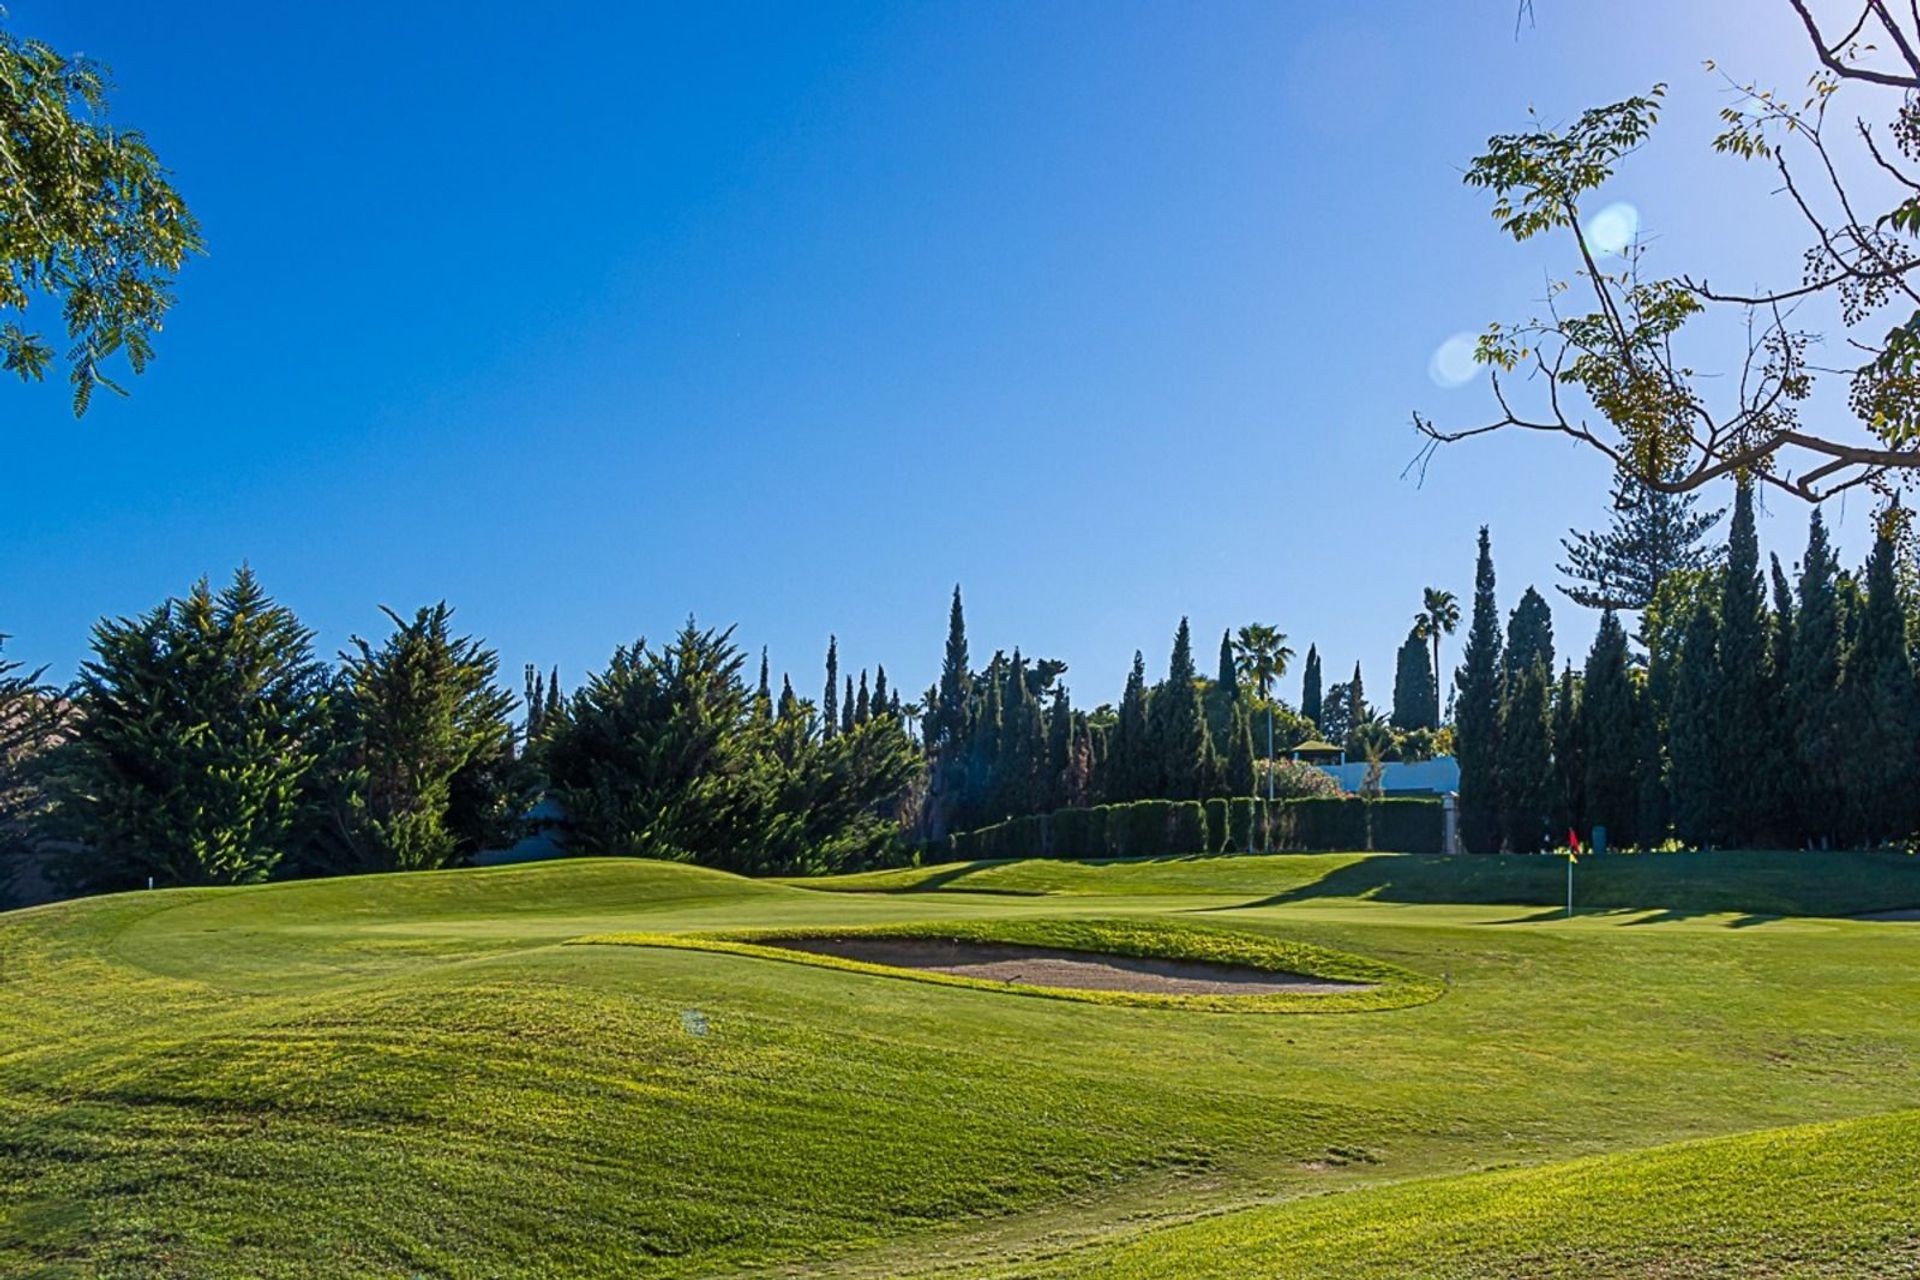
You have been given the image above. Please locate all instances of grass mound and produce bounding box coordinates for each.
[1027,1108,1920,1278]
[576,916,1443,1013]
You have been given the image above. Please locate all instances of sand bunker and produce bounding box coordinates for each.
[769,936,1373,996]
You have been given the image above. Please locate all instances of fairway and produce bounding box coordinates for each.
[3,851,1919,1277]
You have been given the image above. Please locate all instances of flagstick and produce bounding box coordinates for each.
[1566,855,1573,919]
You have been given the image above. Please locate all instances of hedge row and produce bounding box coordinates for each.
[935,796,1444,863]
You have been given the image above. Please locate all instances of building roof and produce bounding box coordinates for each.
[1291,739,1344,754]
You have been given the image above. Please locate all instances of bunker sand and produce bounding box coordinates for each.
[770,936,1374,996]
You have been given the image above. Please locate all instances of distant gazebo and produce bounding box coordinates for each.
[1289,739,1346,766]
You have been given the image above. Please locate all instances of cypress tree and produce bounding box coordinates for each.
[1791,510,1846,847]
[1497,655,1552,852]
[967,656,1005,824]
[1112,651,1152,801]
[1348,661,1369,728]
[1151,619,1214,799]
[1550,663,1583,838]
[1300,645,1323,729]
[1715,481,1771,845]
[872,666,890,722]
[842,675,855,736]
[1581,609,1638,846]
[1668,601,1721,849]
[547,668,561,725]
[1841,533,1920,844]
[1504,586,1556,681]
[754,648,773,722]
[1216,630,1239,696]
[778,674,798,721]
[1391,625,1437,731]
[1226,700,1257,797]
[1766,554,1797,839]
[1455,527,1505,852]
[855,670,871,726]
[823,636,840,741]
[1047,683,1073,806]
[525,663,545,740]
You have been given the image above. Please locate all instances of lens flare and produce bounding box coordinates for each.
[1428,332,1482,389]
[1585,202,1640,258]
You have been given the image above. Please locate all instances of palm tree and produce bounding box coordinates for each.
[1413,588,1460,727]
[1231,624,1294,702]
[1232,624,1295,831]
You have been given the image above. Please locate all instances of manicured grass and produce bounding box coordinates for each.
[810,847,1920,918]
[578,915,1442,1013]
[1,852,1917,1277]
[1017,1109,1920,1278]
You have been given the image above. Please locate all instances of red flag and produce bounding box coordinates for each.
[1568,829,1581,853]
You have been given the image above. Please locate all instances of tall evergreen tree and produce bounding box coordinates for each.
[1391,625,1437,731]
[1549,664,1584,839]
[855,670,871,726]
[1347,661,1370,727]
[524,662,545,740]
[1504,586,1556,680]
[822,636,840,741]
[547,668,561,726]
[929,587,972,836]
[49,569,331,891]
[1668,602,1721,849]
[755,648,772,721]
[1455,528,1505,852]
[324,603,522,872]
[1581,610,1638,846]
[1715,481,1773,845]
[1111,651,1152,801]
[1226,700,1257,798]
[1791,510,1847,847]
[872,665,890,722]
[1047,683,1073,806]
[1766,554,1798,838]
[1558,465,1725,617]
[842,675,855,736]
[778,674,798,721]
[1841,534,1920,845]
[1497,654,1552,852]
[0,638,60,904]
[1216,630,1239,696]
[1151,619,1214,799]
[1300,644,1323,729]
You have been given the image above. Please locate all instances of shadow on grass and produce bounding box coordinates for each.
[1204,849,1920,922]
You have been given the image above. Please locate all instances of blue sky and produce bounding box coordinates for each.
[2,1,1873,710]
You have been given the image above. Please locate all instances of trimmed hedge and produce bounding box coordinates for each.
[937,795,1445,862]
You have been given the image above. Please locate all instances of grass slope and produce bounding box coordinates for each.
[1016,1109,1920,1278]
[1,852,1917,1277]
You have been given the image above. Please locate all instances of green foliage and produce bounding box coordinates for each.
[1390,625,1436,731]
[1715,482,1777,845]
[1503,586,1555,679]
[1299,644,1322,728]
[0,636,60,903]
[1412,588,1459,729]
[1549,664,1583,838]
[1791,511,1847,844]
[1558,465,1723,615]
[321,604,523,873]
[543,620,919,875]
[1667,598,1721,849]
[1496,657,1552,853]
[1455,528,1504,851]
[1149,619,1214,800]
[47,569,330,890]
[1840,535,1920,844]
[1580,611,1637,846]
[0,27,202,414]
[1109,651,1153,802]
[1224,701,1256,797]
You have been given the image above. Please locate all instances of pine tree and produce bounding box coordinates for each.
[50,569,331,891]
[1497,655,1553,852]
[823,636,839,741]
[1581,610,1638,846]
[1111,651,1152,801]
[1455,528,1505,852]
[1216,630,1239,696]
[1151,619,1214,799]
[1558,465,1725,616]
[1791,510,1847,847]
[1668,602,1721,849]
[1550,663,1584,838]
[1841,533,1920,844]
[0,638,60,904]
[1715,481,1772,845]
[1300,645,1323,729]
[1391,625,1437,731]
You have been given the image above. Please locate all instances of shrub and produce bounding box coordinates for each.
[1168,801,1208,854]
[1204,799,1228,853]
[1368,798,1444,853]
[1227,798,1257,852]
[1257,758,1346,800]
